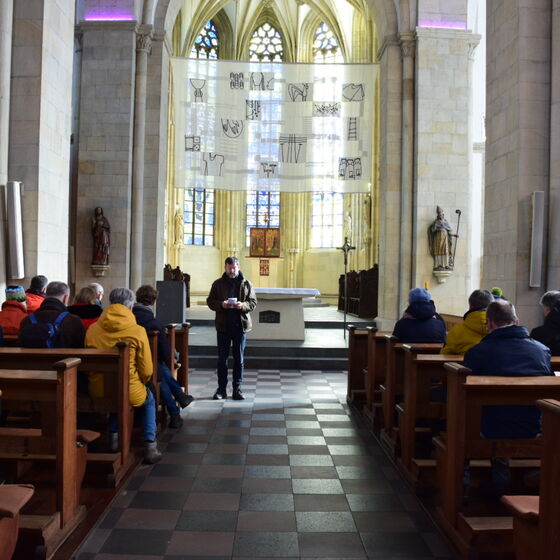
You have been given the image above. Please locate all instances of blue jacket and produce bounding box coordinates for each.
[464,325,552,438]
[392,301,446,343]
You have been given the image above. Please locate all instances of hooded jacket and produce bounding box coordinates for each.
[67,303,103,329]
[85,303,153,407]
[392,300,446,343]
[464,324,552,438]
[25,290,45,313]
[0,300,27,334]
[440,309,488,355]
[530,307,560,356]
[132,303,170,363]
[207,271,257,333]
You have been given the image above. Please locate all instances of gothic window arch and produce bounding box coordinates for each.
[246,191,280,246]
[249,22,284,62]
[190,20,219,59]
[310,192,344,248]
[313,21,343,63]
[183,187,214,246]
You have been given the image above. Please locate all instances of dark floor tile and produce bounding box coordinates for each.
[160,452,204,465]
[150,463,199,477]
[245,454,291,466]
[242,478,293,494]
[210,434,250,444]
[98,507,125,529]
[140,476,194,492]
[331,455,379,467]
[196,465,245,478]
[346,494,404,512]
[340,479,392,494]
[237,511,297,532]
[100,529,172,555]
[360,532,432,558]
[233,531,299,557]
[296,511,357,532]
[191,477,243,493]
[336,466,387,480]
[165,442,209,453]
[240,493,294,511]
[294,494,350,512]
[249,436,289,444]
[352,511,417,532]
[183,492,241,511]
[202,453,247,465]
[166,530,235,556]
[287,445,330,455]
[116,508,180,530]
[298,532,365,558]
[129,491,188,510]
[248,444,289,455]
[175,510,238,531]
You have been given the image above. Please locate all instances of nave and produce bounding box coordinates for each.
[74,367,455,559]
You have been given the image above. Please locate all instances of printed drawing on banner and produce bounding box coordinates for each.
[221,119,244,138]
[342,83,365,101]
[246,100,262,120]
[230,72,244,89]
[202,152,225,177]
[250,72,275,91]
[313,102,341,117]
[287,83,312,102]
[185,135,201,151]
[189,79,207,102]
[259,162,279,179]
[347,117,358,141]
[338,157,362,180]
[279,134,307,164]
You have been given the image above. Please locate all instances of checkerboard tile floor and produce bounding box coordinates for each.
[74,368,457,559]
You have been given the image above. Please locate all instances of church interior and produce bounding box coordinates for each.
[1,0,560,559]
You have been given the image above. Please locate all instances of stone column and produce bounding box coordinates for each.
[282,192,309,288]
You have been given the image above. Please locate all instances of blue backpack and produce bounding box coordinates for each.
[19,312,69,348]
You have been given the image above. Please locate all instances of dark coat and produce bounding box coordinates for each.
[132,304,170,363]
[464,325,552,438]
[207,272,257,333]
[530,307,560,356]
[67,303,103,329]
[392,301,446,343]
[19,297,85,348]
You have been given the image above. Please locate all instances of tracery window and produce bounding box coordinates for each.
[184,187,214,246]
[310,192,344,248]
[246,191,280,246]
[312,22,343,63]
[249,23,284,62]
[190,20,219,59]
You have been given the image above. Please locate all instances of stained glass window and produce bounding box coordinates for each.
[190,20,219,59]
[249,23,284,62]
[310,192,344,248]
[246,191,280,246]
[313,22,343,63]
[184,187,214,246]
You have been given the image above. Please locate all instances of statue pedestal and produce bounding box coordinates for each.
[433,269,452,284]
[156,280,186,324]
[91,264,110,277]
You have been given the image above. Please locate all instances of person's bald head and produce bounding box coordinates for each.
[486,299,519,331]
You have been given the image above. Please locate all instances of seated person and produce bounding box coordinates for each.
[133,285,192,429]
[441,289,493,355]
[0,286,27,334]
[530,290,560,355]
[68,286,103,329]
[85,287,161,464]
[392,288,446,343]
[25,275,48,313]
[464,299,552,494]
[88,282,104,308]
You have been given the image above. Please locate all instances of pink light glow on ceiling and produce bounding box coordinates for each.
[419,21,467,30]
[83,10,134,21]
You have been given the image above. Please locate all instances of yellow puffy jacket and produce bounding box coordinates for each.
[440,310,488,355]
[85,303,153,407]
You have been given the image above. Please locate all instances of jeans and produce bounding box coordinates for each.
[217,329,246,391]
[158,360,183,415]
[109,387,157,442]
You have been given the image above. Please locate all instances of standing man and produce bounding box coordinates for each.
[207,256,257,400]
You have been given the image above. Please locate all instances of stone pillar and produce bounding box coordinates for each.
[130,25,152,290]
[282,192,308,288]
[484,2,551,327]
[75,21,136,291]
[376,36,403,329]
[8,0,76,282]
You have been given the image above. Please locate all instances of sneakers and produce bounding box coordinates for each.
[168,413,183,429]
[177,392,194,409]
[232,389,245,400]
[143,441,162,464]
[213,389,227,400]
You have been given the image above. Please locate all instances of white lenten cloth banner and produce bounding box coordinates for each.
[171,58,378,193]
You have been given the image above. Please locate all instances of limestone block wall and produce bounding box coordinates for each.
[484,1,551,328]
[418,1,467,27]
[75,21,136,292]
[8,0,75,284]
[414,28,476,315]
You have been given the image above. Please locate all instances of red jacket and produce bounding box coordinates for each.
[25,292,45,313]
[0,300,27,334]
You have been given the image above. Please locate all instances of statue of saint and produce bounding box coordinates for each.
[174,206,183,248]
[428,206,456,270]
[92,207,111,265]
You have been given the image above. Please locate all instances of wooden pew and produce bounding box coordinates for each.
[172,322,191,393]
[434,364,560,559]
[0,484,34,560]
[501,398,560,560]
[362,328,391,429]
[398,352,463,488]
[0,359,98,559]
[0,345,133,487]
[379,337,443,456]
[347,325,368,406]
